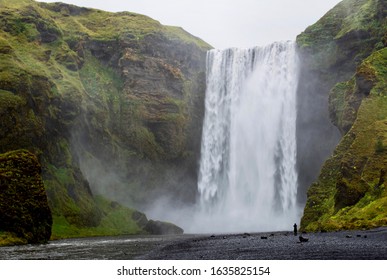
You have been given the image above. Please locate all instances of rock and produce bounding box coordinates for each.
[299,236,309,242]
[131,211,148,228]
[243,233,250,238]
[261,236,268,240]
[144,220,184,235]
[0,150,52,244]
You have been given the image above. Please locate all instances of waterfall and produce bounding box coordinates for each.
[196,41,301,233]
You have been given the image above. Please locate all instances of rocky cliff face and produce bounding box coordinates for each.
[0,0,210,237]
[297,0,387,231]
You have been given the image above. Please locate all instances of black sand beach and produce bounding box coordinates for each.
[0,227,386,260]
[140,227,387,260]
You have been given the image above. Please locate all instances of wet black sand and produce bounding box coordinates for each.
[0,227,386,260]
[139,227,387,260]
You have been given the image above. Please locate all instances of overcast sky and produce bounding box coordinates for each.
[36,0,342,49]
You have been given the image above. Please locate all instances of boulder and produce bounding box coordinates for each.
[144,219,184,235]
[0,150,52,244]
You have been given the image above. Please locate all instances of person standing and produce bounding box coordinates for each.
[293,223,298,236]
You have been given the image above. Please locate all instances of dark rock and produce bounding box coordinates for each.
[39,2,91,16]
[131,211,148,228]
[144,219,183,235]
[242,233,250,238]
[0,150,52,244]
[261,236,268,240]
[346,235,352,238]
[299,236,309,242]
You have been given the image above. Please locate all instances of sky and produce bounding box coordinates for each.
[36,0,343,49]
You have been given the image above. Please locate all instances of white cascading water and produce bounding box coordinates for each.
[195,41,301,233]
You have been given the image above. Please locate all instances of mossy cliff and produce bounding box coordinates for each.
[0,150,52,245]
[297,0,387,231]
[0,0,210,239]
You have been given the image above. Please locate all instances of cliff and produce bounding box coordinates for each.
[297,0,387,231]
[0,0,210,238]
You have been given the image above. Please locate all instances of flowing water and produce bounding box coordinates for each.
[194,41,301,233]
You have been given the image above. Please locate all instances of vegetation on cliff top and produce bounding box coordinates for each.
[297,0,386,72]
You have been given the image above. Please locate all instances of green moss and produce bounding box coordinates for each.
[375,137,385,153]
[328,196,387,230]
[335,0,382,39]
[297,0,385,70]
[0,150,52,244]
[301,48,387,231]
[329,79,357,133]
[51,196,144,240]
[0,231,27,246]
[44,162,102,228]
[79,51,123,115]
[163,26,212,50]
[363,48,387,96]
[40,5,160,41]
[0,0,33,9]
[299,1,386,232]
[0,89,23,108]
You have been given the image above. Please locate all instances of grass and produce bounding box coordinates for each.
[0,0,32,9]
[335,0,382,39]
[296,0,384,71]
[0,231,27,246]
[329,79,356,133]
[163,26,212,50]
[51,196,144,240]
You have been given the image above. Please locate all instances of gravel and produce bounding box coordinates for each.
[1,227,386,260]
[139,227,387,260]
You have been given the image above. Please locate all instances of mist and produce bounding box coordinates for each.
[41,0,344,235]
[145,42,304,234]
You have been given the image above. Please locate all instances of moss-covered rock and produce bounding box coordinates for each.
[297,0,386,73]
[300,47,387,231]
[298,0,387,231]
[0,150,52,244]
